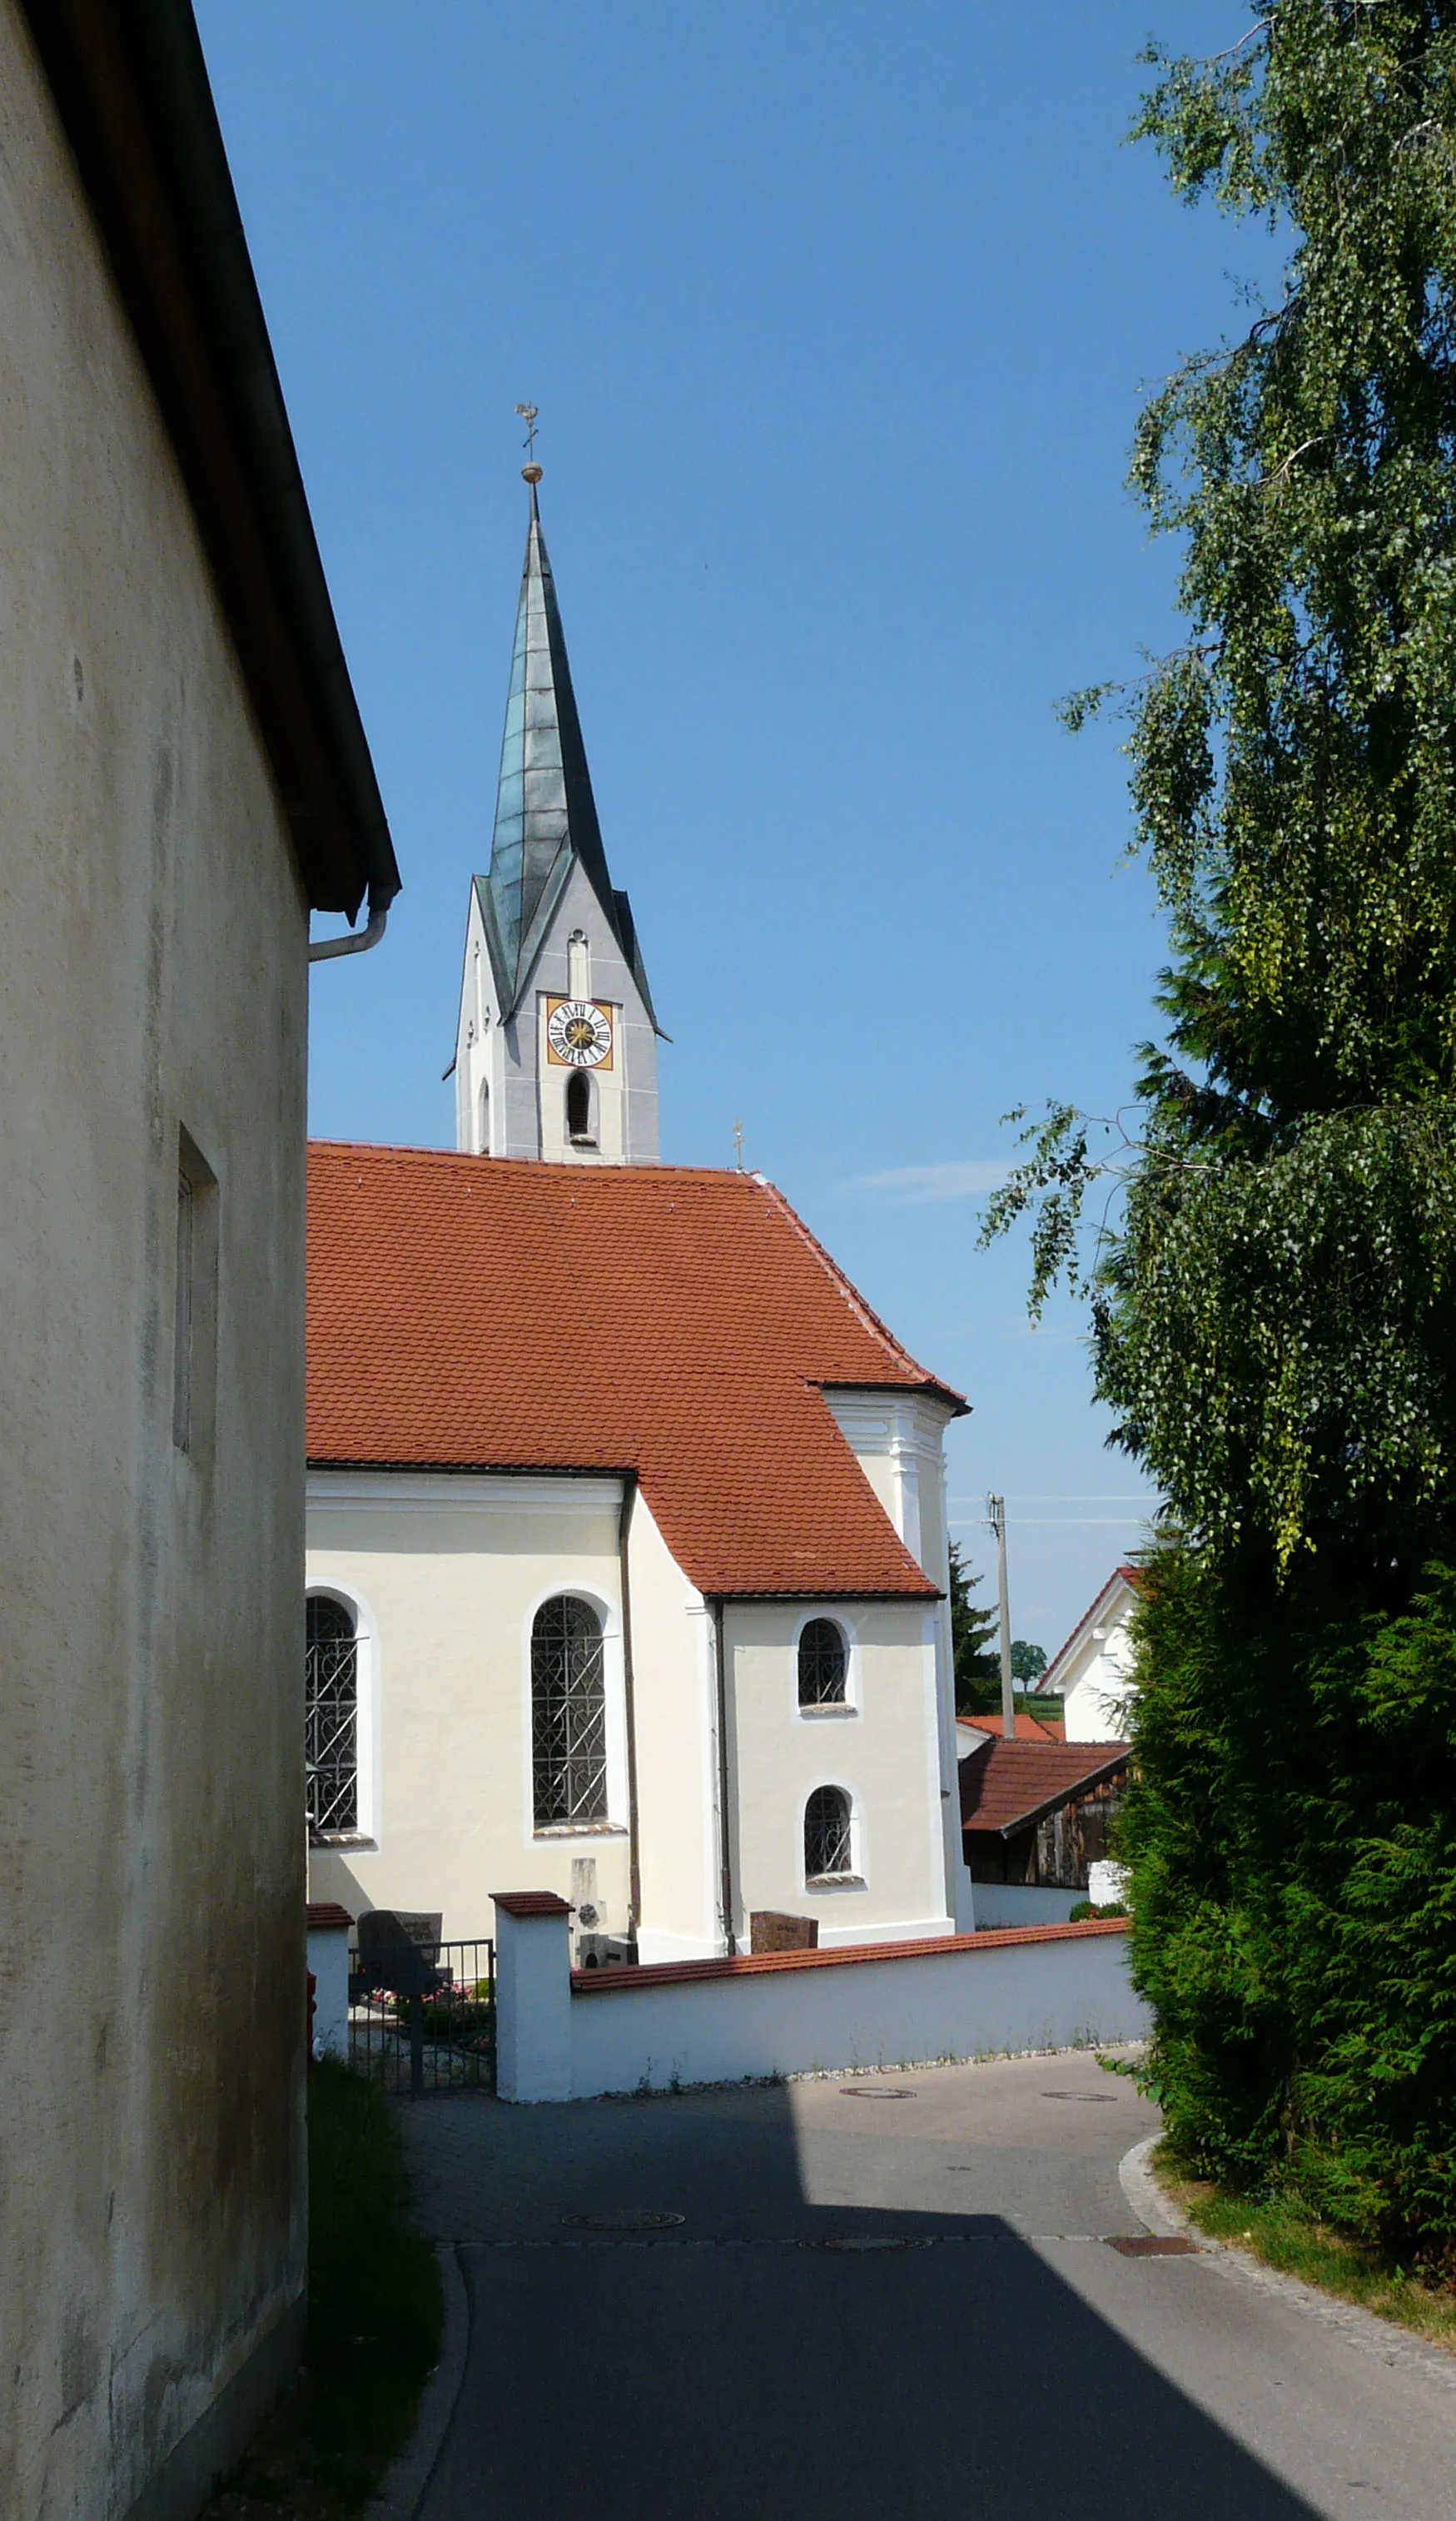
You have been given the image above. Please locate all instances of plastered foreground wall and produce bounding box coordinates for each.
[568,1927,1146,2098]
[0,9,311,2514]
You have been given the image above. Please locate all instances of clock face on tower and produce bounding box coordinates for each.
[545,998,614,1069]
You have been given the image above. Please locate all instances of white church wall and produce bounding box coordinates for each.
[306,1473,634,1943]
[622,1494,720,1962]
[726,1600,955,1948]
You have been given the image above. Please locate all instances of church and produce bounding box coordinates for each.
[305,466,973,1962]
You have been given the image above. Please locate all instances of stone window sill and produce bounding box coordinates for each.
[533,1822,629,1840]
[798,1703,857,1718]
[805,1873,867,1891]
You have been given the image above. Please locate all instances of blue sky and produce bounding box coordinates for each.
[197,2,1264,1655]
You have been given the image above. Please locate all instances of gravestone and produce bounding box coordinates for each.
[749,1911,818,1956]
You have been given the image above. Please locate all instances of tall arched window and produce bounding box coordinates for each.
[531,1595,607,1826]
[306,1594,358,1837]
[478,1078,490,1155]
[804,1784,854,1882]
[566,1069,593,1144]
[798,1617,848,1707]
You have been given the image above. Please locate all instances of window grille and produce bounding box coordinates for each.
[798,1617,848,1706]
[532,1595,608,1827]
[306,1594,358,1837]
[804,1784,854,1881]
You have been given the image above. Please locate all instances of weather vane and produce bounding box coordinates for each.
[733,1116,746,1173]
[515,403,542,484]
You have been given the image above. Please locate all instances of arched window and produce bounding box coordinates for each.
[566,1069,594,1144]
[306,1594,358,1837]
[478,1079,490,1156]
[531,1595,607,1826]
[798,1616,848,1707]
[804,1785,854,1882]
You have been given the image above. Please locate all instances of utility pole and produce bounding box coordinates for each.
[987,1494,1016,1740]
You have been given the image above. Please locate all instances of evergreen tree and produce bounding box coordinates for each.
[986,2,1456,2255]
[948,1539,1000,1713]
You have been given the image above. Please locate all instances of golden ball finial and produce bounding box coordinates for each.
[522,462,544,485]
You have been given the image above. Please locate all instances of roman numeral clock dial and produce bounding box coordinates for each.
[545,998,614,1069]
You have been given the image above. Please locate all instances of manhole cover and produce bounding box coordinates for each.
[838,2086,917,2100]
[811,2235,933,2252]
[1041,2091,1118,2103]
[560,2210,686,2233]
[1106,2234,1200,2257]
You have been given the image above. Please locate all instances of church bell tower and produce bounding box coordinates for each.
[453,460,660,1164]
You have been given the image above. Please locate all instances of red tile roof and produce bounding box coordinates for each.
[958,1712,1061,1743]
[959,1738,1129,1838]
[306,1145,964,1600]
[492,1891,573,1918]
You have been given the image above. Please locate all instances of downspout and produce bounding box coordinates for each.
[710,1596,738,1956]
[307,897,390,963]
[618,1473,642,1942]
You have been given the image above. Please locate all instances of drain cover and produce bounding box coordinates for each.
[1106,2234,1200,2256]
[839,2086,917,2100]
[811,2235,933,2252]
[560,2210,686,2233]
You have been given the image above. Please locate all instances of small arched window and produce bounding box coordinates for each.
[804,1785,854,1882]
[531,1595,607,1826]
[566,1069,594,1144]
[306,1594,358,1837]
[478,1079,490,1156]
[798,1617,848,1707]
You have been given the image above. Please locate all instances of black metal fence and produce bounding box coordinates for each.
[348,1937,496,2096]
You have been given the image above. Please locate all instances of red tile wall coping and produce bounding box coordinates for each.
[306,1902,354,1931]
[494,1889,574,1918]
[570,1916,1132,1994]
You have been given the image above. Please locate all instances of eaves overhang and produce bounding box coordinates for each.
[20,0,400,922]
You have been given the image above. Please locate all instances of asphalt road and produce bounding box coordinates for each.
[400,2050,1456,2520]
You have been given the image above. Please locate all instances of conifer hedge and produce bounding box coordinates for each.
[986,3,1456,2258]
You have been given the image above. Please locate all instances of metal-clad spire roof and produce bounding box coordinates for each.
[478,480,656,1025]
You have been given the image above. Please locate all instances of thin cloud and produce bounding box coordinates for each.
[847,1158,1009,1206]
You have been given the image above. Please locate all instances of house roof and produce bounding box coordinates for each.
[477,484,655,1026]
[959,1738,1129,1840]
[1041,1564,1141,1695]
[21,0,400,922]
[306,1143,966,1599]
[958,1712,1061,1744]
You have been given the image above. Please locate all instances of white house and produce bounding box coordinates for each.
[1041,1565,1140,1743]
[305,479,971,1962]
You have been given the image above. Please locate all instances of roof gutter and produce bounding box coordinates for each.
[708,1596,737,1957]
[308,898,390,964]
[618,1474,642,1938]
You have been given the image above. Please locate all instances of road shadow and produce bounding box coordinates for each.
[410,2073,1326,2520]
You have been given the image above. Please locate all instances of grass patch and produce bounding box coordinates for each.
[203,2060,444,2519]
[1154,2141,1456,2354]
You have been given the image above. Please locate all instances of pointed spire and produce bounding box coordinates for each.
[477,470,655,1026]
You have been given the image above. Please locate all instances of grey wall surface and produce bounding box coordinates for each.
[0,7,311,2512]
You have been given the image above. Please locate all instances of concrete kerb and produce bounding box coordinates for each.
[1118,2134,1456,2392]
[367,2241,470,2519]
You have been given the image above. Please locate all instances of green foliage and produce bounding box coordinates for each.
[982,0,1456,1578]
[948,1539,1000,1712]
[1011,1639,1048,1684]
[208,2061,442,2519]
[984,4,1456,2265]
[1122,1546,1456,2264]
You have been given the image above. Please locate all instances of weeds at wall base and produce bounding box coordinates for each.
[201,2061,443,2520]
[1154,2141,1456,2354]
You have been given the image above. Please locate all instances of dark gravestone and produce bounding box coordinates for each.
[749,1911,819,1956]
[355,1907,445,1997]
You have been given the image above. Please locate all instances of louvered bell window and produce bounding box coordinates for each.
[532,1594,608,1827]
[306,1594,358,1837]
